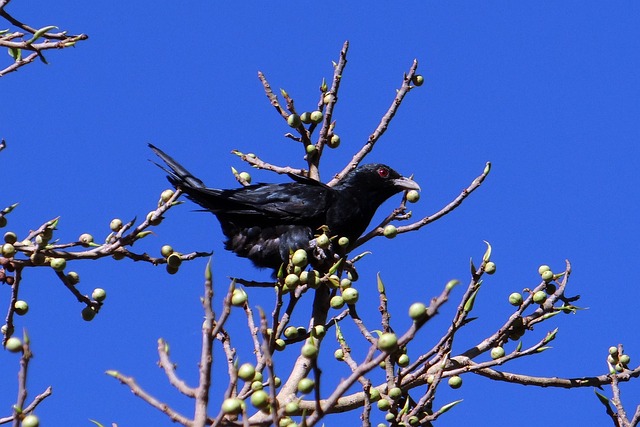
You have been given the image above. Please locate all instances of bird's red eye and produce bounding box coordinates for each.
[377,167,389,178]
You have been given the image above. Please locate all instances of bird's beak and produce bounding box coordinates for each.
[393,176,421,192]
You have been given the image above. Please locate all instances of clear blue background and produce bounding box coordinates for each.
[1,2,639,426]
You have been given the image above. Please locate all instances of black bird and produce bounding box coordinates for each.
[149,144,420,272]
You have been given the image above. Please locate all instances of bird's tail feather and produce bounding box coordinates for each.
[148,144,206,189]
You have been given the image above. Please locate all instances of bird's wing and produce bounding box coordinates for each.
[181,182,335,227]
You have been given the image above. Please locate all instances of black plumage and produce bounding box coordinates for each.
[149,144,420,272]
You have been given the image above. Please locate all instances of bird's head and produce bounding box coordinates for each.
[337,163,421,203]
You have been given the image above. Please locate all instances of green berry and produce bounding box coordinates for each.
[532,290,547,304]
[297,378,314,394]
[316,233,329,248]
[412,74,424,86]
[311,324,325,338]
[160,245,174,258]
[484,261,496,275]
[14,300,28,315]
[620,354,631,365]
[251,380,263,391]
[0,217,6,227]
[306,145,317,155]
[5,336,22,352]
[508,292,523,306]
[397,354,410,367]
[238,363,256,381]
[66,271,80,285]
[239,172,252,184]
[79,233,94,246]
[160,189,175,202]
[300,112,312,124]
[274,339,286,351]
[338,236,349,247]
[383,225,398,238]
[167,253,182,268]
[389,387,402,399]
[231,289,248,306]
[369,388,381,402]
[2,243,15,257]
[334,348,344,360]
[301,342,318,359]
[406,189,420,203]
[250,390,269,409]
[221,397,243,415]
[330,295,345,309]
[82,306,96,321]
[327,134,341,149]
[448,375,463,389]
[340,278,352,289]
[291,249,308,267]
[284,273,300,287]
[342,287,359,304]
[22,415,39,427]
[50,257,67,271]
[287,114,301,128]
[166,265,179,275]
[490,346,505,359]
[30,252,46,265]
[310,110,323,124]
[284,326,299,339]
[377,333,398,352]
[541,270,554,283]
[408,302,426,320]
[110,218,123,232]
[92,288,107,302]
[538,265,551,275]
[285,401,299,415]
[146,210,163,226]
[3,232,17,244]
[609,346,619,356]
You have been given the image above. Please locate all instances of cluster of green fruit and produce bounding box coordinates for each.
[221,361,313,425]
[159,244,184,275]
[0,226,106,323]
[507,264,560,308]
[608,346,631,373]
[286,108,342,152]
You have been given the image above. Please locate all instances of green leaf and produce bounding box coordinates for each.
[515,341,523,352]
[438,399,463,414]
[8,47,21,61]
[464,285,481,312]
[482,240,492,262]
[38,52,48,64]
[204,257,212,281]
[541,310,562,320]
[445,279,460,291]
[89,420,106,427]
[26,25,57,45]
[484,162,492,175]
[328,258,343,275]
[594,389,611,407]
[543,327,559,344]
[377,273,385,294]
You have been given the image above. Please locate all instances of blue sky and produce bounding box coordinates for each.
[1,2,640,426]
